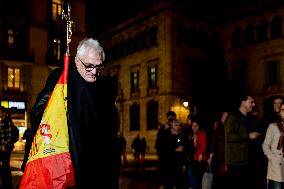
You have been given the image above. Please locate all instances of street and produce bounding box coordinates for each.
[5,150,161,189]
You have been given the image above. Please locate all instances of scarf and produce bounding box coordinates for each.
[277,119,284,157]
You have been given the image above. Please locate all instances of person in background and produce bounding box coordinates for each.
[117,132,127,166]
[256,95,284,189]
[20,127,33,172]
[140,137,147,165]
[155,110,177,189]
[224,94,260,189]
[21,38,119,189]
[207,111,229,188]
[262,102,284,189]
[0,106,19,189]
[189,115,208,189]
[131,134,143,164]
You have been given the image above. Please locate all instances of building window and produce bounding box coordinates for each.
[147,100,158,130]
[149,25,158,46]
[231,27,242,48]
[266,60,279,85]
[53,38,61,61]
[244,25,255,45]
[52,0,64,21]
[271,15,282,39]
[8,67,20,89]
[7,29,15,50]
[131,71,139,93]
[130,103,140,131]
[148,66,157,89]
[256,20,268,42]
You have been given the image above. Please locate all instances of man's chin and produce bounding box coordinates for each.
[85,77,96,82]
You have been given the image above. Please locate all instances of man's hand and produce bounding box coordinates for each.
[249,132,260,139]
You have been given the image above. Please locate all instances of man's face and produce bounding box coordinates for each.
[273,98,283,113]
[243,96,255,113]
[167,115,176,123]
[75,48,103,82]
[280,104,284,119]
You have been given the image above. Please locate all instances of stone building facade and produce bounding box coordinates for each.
[100,1,284,153]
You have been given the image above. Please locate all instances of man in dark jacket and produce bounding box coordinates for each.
[224,94,260,189]
[22,38,120,189]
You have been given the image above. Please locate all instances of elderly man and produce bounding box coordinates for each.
[21,38,119,189]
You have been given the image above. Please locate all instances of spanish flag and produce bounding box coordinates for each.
[20,54,75,189]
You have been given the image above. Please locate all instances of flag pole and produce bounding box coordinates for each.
[61,3,74,104]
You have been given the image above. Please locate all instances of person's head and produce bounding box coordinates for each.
[273,95,284,113]
[0,106,7,119]
[186,114,193,126]
[221,111,229,123]
[238,94,255,115]
[166,111,176,122]
[75,38,105,82]
[172,119,183,134]
[191,115,202,133]
[279,103,284,120]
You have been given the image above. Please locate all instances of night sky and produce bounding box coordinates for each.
[85,0,278,36]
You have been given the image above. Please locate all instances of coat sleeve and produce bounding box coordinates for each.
[262,124,275,160]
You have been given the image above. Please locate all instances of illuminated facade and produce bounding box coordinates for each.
[0,0,86,145]
[100,1,284,152]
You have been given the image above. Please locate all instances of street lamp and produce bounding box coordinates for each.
[183,101,189,108]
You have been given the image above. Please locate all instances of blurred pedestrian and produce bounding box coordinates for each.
[0,106,19,189]
[140,137,147,165]
[262,103,284,189]
[131,134,143,164]
[224,94,260,189]
[117,132,127,166]
[20,127,33,172]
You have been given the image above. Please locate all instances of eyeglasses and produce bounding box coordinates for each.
[78,58,104,72]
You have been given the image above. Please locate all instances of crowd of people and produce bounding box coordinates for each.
[155,94,284,189]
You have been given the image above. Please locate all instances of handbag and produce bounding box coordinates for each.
[202,165,213,189]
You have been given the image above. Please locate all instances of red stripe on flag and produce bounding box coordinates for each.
[20,152,75,189]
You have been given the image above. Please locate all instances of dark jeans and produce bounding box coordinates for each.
[268,180,284,189]
[0,150,13,189]
[226,164,251,189]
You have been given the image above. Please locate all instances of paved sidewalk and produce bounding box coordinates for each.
[4,151,160,189]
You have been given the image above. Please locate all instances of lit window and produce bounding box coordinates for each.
[148,66,157,89]
[131,71,139,93]
[8,68,20,89]
[8,29,15,49]
[52,0,64,21]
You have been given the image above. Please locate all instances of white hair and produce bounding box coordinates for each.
[76,38,105,61]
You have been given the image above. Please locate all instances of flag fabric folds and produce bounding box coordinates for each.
[20,55,75,189]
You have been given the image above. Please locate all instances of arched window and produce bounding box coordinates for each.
[149,25,158,46]
[244,24,255,45]
[125,37,132,55]
[117,40,124,57]
[231,27,242,48]
[256,19,268,42]
[147,100,158,130]
[271,15,282,39]
[130,103,140,131]
[140,29,148,49]
[132,33,140,52]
